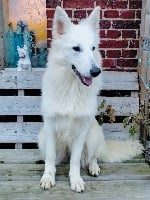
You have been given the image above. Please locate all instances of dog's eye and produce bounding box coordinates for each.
[72,46,81,52]
[92,46,95,51]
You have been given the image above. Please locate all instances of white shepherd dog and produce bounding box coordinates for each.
[39,6,143,192]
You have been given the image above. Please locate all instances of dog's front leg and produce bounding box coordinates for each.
[40,120,56,190]
[69,122,89,192]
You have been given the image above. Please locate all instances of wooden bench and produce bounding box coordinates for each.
[0,69,149,199]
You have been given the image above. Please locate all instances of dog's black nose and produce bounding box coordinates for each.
[90,66,101,77]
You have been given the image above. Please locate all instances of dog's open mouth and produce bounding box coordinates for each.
[72,65,92,86]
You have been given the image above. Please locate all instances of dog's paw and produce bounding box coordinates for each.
[70,176,85,193]
[40,173,55,190]
[89,163,100,177]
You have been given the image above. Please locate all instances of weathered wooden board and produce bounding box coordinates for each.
[0,96,139,116]
[0,70,139,90]
[0,122,41,143]
[0,70,43,89]
[0,122,139,143]
[0,149,42,164]
[0,122,137,143]
[0,150,149,199]
[103,123,140,140]
[141,0,150,37]
[0,179,149,200]
[102,71,139,90]
[98,96,139,115]
[0,150,144,164]
[0,163,149,181]
[0,96,40,115]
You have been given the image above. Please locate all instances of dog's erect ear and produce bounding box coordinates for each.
[52,6,71,38]
[86,6,100,32]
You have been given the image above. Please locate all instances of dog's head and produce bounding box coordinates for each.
[17,45,29,59]
[51,6,102,86]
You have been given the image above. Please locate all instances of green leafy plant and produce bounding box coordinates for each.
[97,99,142,138]
[123,113,142,137]
[97,99,116,125]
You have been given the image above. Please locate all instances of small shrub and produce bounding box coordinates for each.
[97,99,116,125]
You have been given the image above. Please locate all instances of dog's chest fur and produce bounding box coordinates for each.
[52,116,90,144]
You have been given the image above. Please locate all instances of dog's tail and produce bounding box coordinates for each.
[88,120,144,163]
[97,139,144,163]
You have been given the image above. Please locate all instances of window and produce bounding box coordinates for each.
[1,0,47,68]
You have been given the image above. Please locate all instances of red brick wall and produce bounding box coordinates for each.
[46,0,142,71]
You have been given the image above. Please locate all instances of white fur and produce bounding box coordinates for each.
[17,45,31,71]
[38,6,143,193]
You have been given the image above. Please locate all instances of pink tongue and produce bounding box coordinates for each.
[83,77,92,86]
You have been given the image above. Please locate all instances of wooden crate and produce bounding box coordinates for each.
[0,1,149,198]
[1,69,150,200]
[0,69,139,148]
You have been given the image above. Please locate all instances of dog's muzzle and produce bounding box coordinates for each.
[20,53,25,58]
[72,64,101,86]
[90,66,101,77]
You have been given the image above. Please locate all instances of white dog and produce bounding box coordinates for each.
[39,6,143,193]
[17,45,31,71]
